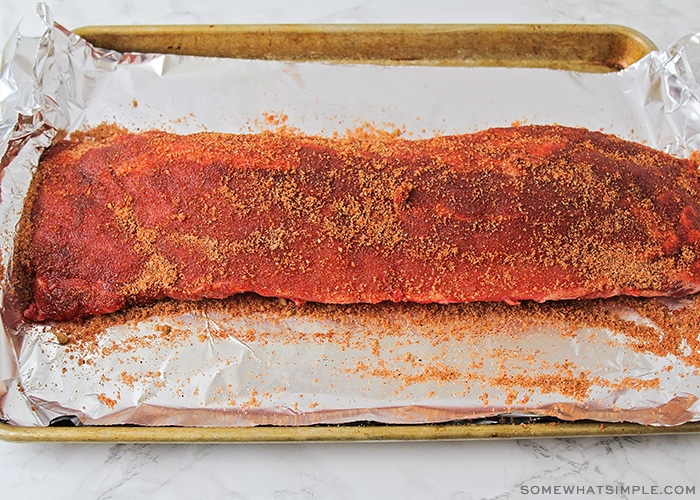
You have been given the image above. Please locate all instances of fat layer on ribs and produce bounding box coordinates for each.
[18,125,700,321]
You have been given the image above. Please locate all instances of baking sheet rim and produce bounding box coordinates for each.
[72,23,657,72]
[3,421,700,443]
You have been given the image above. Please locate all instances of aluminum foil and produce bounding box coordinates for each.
[1,6,700,427]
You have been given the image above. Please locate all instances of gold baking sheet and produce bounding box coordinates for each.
[2,24,673,442]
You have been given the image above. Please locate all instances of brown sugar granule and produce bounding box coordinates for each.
[17,125,700,322]
[97,393,117,409]
[53,331,69,345]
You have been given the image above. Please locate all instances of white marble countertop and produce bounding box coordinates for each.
[1,1,699,499]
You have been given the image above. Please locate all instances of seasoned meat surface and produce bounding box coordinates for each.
[19,125,700,321]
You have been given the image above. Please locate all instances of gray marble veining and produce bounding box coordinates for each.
[0,1,699,498]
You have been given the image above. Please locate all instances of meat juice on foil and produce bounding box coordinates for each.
[1,5,700,427]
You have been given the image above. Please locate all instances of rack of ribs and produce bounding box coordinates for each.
[17,124,700,321]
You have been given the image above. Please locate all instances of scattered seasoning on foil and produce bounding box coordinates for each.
[46,291,700,407]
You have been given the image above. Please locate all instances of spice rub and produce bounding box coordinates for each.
[18,125,700,321]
